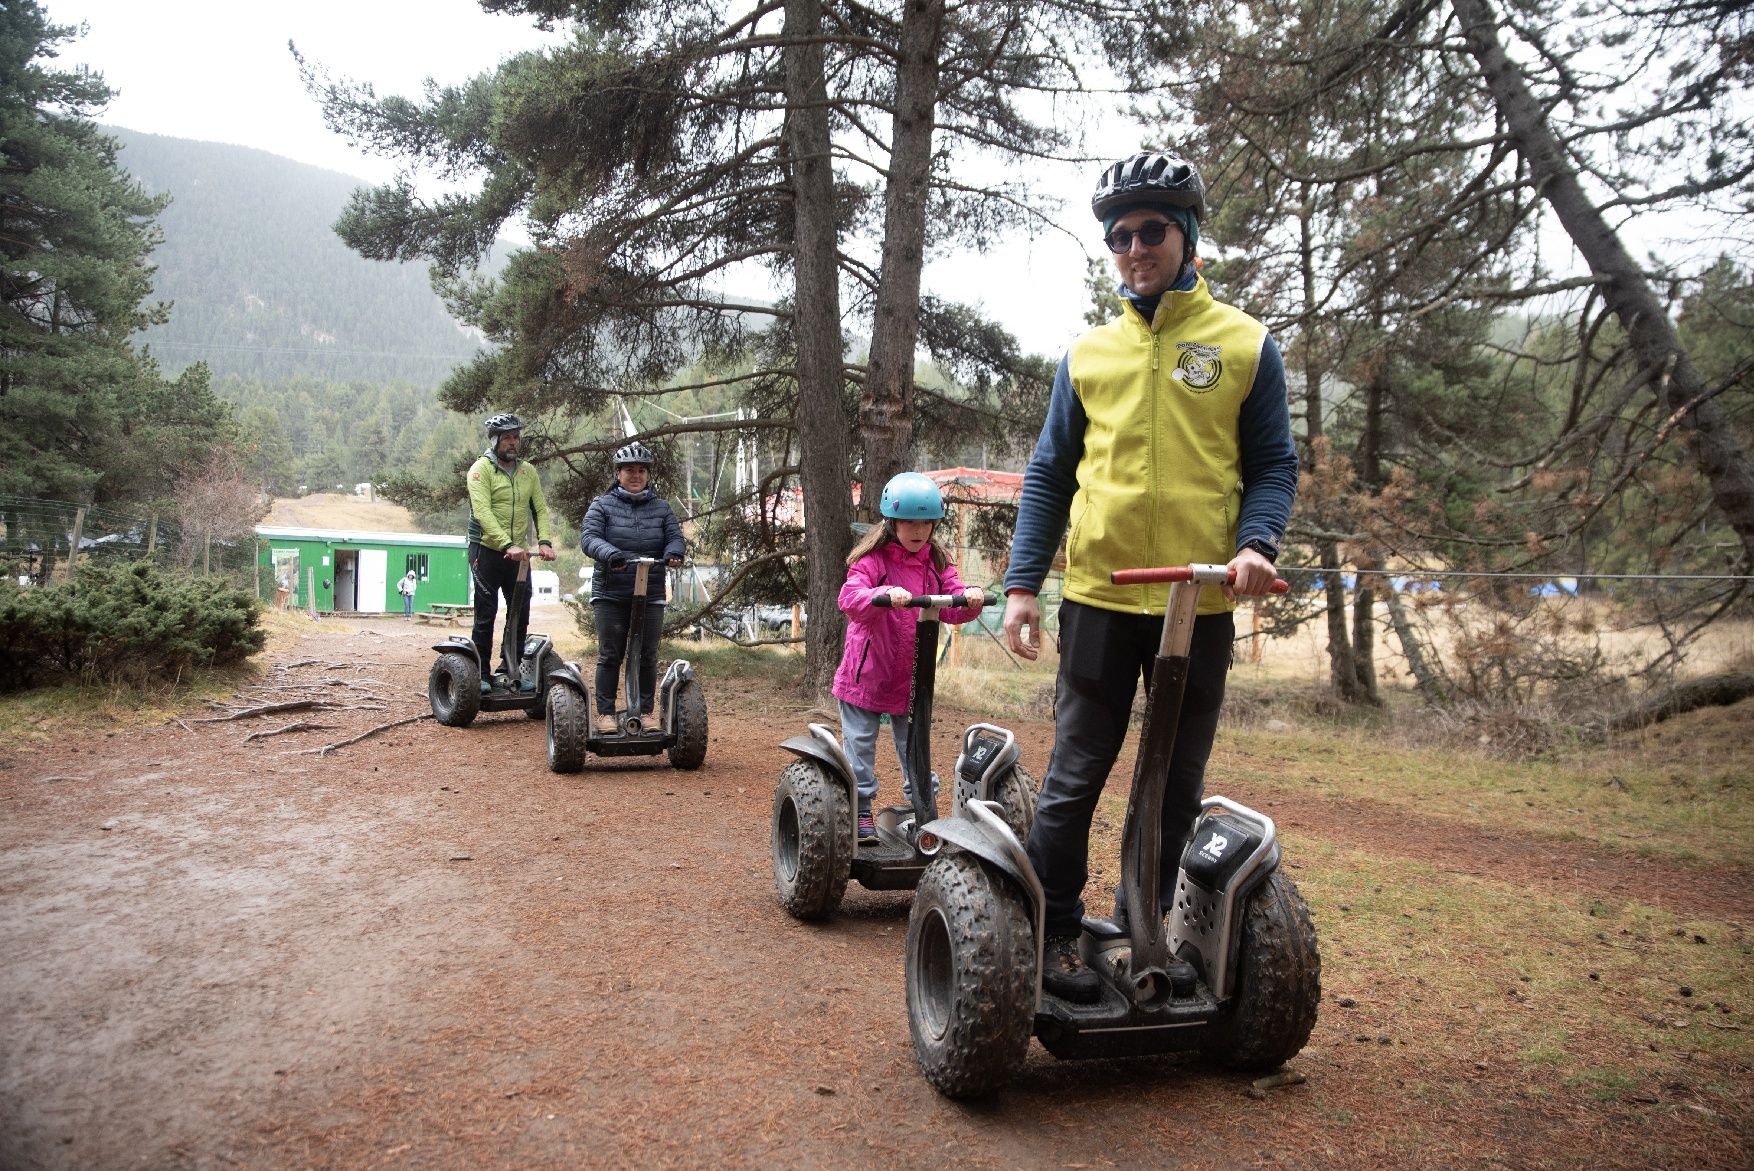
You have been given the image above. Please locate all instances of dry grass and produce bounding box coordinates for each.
[262,492,421,532]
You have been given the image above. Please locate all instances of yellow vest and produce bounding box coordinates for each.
[1064,276,1266,615]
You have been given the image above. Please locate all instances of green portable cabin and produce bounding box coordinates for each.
[255,526,470,615]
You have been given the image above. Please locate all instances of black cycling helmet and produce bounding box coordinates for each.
[1091,151,1206,223]
[613,441,655,468]
[484,412,523,436]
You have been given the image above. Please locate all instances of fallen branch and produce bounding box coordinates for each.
[296,713,431,756]
[1247,1070,1307,1099]
[1606,671,1754,731]
[194,700,335,722]
[243,721,337,742]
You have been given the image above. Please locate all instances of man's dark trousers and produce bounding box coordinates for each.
[1025,600,1235,939]
[469,543,528,677]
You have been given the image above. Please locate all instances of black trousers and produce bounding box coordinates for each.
[593,599,666,716]
[1024,600,1234,939]
[468,543,529,676]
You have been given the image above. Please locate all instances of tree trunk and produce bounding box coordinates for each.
[1350,375,1385,704]
[1606,671,1754,731]
[783,0,854,699]
[1299,189,1367,703]
[858,0,944,516]
[1350,578,1381,704]
[1383,581,1447,705]
[1453,0,1754,566]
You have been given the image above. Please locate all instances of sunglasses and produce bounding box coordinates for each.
[1103,221,1176,253]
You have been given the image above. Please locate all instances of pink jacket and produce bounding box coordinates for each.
[831,541,981,714]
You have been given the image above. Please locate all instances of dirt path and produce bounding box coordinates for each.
[1,619,1745,1170]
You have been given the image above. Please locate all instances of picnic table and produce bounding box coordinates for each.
[421,603,474,626]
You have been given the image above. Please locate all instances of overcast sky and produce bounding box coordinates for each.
[42,0,1112,359]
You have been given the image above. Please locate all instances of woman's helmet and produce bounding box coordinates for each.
[879,472,944,520]
[484,412,523,436]
[1091,151,1206,223]
[613,441,655,468]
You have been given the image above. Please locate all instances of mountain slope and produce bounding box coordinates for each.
[110,127,490,386]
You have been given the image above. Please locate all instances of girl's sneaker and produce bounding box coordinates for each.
[857,811,878,842]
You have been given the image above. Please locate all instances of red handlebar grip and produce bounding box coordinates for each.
[1108,566,1288,594]
[1109,567,1194,585]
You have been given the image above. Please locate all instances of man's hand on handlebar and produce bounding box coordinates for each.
[537,543,557,562]
[503,545,531,563]
[1224,546,1278,601]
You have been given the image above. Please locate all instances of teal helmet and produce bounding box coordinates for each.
[879,472,944,520]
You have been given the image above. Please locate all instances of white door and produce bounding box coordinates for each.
[357,548,388,613]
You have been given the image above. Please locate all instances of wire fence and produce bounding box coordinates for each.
[0,495,259,590]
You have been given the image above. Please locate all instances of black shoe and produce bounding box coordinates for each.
[1042,935,1101,1003]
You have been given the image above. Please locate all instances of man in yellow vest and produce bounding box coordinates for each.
[467,412,557,690]
[1001,151,1298,1003]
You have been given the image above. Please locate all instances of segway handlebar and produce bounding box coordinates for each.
[871,591,997,608]
[1109,564,1289,594]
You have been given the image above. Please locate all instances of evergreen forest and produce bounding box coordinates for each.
[3,0,1749,717]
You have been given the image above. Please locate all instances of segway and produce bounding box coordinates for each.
[904,563,1321,1098]
[544,556,708,774]
[771,590,1038,920]
[429,555,583,726]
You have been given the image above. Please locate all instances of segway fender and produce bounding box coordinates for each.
[432,636,479,663]
[658,658,696,737]
[545,661,587,695]
[778,722,856,784]
[779,723,859,848]
[919,801,1047,1009]
[1167,796,1282,1002]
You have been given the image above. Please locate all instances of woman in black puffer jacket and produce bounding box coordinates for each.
[580,442,685,733]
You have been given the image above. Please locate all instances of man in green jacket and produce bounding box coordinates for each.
[467,413,556,689]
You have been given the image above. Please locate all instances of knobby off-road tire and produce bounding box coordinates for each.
[667,677,708,770]
[527,650,565,719]
[546,684,588,774]
[1201,867,1321,1071]
[906,850,1036,1099]
[993,764,1039,843]
[429,651,481,727]
[771,760,851,920]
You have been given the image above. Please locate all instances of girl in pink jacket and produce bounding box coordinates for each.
[832,473,987,842]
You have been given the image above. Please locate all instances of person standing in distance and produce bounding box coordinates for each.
[466,413,557,689]
[1001,150,1298,1003]
[580,442,685,734]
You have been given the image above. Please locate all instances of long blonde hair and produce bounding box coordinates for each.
[846,517,950,571]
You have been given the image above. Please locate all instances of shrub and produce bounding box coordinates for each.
[0,561,264,691]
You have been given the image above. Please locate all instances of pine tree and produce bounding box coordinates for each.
[0,1,233,507]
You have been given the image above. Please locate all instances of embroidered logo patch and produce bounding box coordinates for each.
[1172,342,1222,391]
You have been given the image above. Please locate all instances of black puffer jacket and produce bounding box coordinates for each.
[580,485,685,603]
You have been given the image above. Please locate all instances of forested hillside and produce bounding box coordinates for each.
[110,128,491,385]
